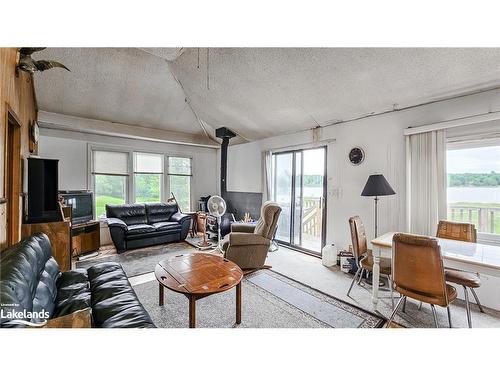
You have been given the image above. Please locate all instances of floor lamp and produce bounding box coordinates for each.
[361,174,396,238]
[361,174,396,286]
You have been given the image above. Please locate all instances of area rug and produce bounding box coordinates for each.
[133,269,386,328]
[76,242,196,277]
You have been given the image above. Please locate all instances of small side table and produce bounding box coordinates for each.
[184,212,198,237]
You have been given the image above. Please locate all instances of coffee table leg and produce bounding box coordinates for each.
[189,295,196,328]
[236,281,242,325]
[159,283,164,306]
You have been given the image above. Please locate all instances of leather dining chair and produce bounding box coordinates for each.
[387,233,457,328]
[347,216,395,308]
[437,220,484,328]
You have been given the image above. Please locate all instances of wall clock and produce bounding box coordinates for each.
[348,147,365,165]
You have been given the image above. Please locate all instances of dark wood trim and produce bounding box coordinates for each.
[4,105,22,246]
[6,103,22,127]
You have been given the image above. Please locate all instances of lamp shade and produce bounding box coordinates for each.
[361,174,396,197]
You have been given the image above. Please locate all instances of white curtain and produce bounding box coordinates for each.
[406,130,447,236]
[262,150,273,202]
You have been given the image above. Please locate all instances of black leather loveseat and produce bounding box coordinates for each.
[106,202,191,253]
[0,233,155,328]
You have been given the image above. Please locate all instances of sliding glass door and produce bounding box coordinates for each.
[272,147,327,254]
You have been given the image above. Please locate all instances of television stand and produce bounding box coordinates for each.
[71,220,100,258]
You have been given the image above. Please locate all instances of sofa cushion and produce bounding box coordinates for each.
[0,233,61,327]
[152,221,181,232]
[106,204,147,226]
[87,262,155,328]
[127,224,156,235]
[54,269,92,318]
[145,202,178,224]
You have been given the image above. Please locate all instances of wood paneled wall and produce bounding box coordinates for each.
[0,48,38,250]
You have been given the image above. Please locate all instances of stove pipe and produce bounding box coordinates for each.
[215,127,236,200]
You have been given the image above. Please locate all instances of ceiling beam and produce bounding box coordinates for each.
[37,111,220,149]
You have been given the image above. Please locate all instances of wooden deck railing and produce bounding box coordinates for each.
[302,197,322,237]
[448,204,500,234]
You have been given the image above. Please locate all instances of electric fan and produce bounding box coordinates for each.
[207,195,227,253]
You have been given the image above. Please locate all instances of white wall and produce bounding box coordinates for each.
[38,128,218,209]
[228,87,500,310]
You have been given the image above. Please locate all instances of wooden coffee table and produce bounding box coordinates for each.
[154,253,243,328]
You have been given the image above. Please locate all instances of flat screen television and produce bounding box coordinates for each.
[59,190,94,224]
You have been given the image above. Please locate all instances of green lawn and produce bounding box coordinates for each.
[449,202,500,234]
[95,195,161,218]
[95,195,125,218]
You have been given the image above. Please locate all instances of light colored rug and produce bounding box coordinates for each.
[76,242,197,277]
[133,269,386,328]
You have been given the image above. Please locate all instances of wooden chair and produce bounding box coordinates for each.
[347,216,395,308]
[387,233,457,328]
[436,220,477,242]
[437,220,484,327]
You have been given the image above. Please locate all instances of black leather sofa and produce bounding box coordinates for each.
[0,233,155,328]
[106,202,191,253]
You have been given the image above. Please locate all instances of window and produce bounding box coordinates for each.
[134,152,163,203]
[92,150,128,218]
[168,157,192,212]
[447,144,500,238]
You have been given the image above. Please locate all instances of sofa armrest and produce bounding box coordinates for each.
[170,212,190,224]
[227,232,270,246]
[106,217,128,230]
[106,218,127,253]
[231,223,255,233]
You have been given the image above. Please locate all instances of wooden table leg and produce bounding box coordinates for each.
[189,295,196,328]
[159,283,164,306]
[236,282,242,325]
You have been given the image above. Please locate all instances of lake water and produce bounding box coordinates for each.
[448,187,500,204]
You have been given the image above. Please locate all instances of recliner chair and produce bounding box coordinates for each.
[223,201,281,270]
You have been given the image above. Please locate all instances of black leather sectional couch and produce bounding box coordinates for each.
[0,233,155,328]
[106,202,191,253]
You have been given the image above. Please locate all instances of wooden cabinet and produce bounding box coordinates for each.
[21,220,71,271]
[0,201,6,250]
[71,221,100,257]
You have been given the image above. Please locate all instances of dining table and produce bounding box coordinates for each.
[369,232,500,310]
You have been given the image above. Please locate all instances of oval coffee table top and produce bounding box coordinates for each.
[155,253,243,296]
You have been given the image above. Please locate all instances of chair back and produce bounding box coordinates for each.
[348,216,369,259]
[392,233,449,306]
[436,220,476,243]
[254,201,282,240]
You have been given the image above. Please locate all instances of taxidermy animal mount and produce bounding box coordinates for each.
[17,47,70,74]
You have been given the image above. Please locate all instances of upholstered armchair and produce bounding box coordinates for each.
[223,201,282,270]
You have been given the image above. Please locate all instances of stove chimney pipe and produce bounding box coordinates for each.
[216,127,237,200]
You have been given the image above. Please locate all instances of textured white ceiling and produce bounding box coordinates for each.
[34,48,500,142]
[34,48,203,135]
